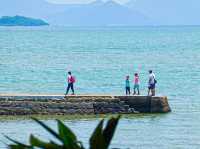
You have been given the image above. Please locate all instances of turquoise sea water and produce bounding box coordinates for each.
[0,26,200,148]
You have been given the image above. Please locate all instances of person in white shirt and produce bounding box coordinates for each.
[148,70,156,96]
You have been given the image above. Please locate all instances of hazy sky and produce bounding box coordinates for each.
[47,0,131,4]
[0,0,199,25]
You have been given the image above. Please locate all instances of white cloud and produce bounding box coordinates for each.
[103,0,130,4]
[46,0,130,4]
[46,0,95,4]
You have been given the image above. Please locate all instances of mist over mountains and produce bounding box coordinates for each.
[47,0,150,26]
[0,0,199,26]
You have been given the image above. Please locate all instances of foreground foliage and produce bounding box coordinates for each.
[7,116,120,149]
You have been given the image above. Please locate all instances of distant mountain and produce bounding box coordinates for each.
[0,0,200,26]
[126,0,200,25]
[0,16,49,26]
[0,0,151,26]
[47,0,151,26]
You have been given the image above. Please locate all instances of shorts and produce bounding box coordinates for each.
[134,84,139,90]
[148,84,155,89]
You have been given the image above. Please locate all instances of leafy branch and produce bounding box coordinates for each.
[7,115,120,149]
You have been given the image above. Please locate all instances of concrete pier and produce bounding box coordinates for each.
[0,94,171,115]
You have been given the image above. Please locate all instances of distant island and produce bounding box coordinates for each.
[0,16,49,26]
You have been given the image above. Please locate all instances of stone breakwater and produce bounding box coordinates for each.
[0,95,171,115]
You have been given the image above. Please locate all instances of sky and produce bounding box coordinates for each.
[0,0,200,25]
[47,0,131,4]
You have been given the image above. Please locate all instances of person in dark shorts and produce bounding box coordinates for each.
[65,71,75,95]
[148,70,156,96]
[125,75,131,95]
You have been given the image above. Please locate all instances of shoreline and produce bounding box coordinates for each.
[0,113,168,121]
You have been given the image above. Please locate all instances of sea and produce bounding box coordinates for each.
[0,26,200,148]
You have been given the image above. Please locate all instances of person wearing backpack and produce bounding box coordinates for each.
[133,73,140,95]
[65,71,76,95]
[148,70,157,96]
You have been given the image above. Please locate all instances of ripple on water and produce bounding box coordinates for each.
[0,26,200,148]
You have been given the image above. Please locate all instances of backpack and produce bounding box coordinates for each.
[152,75,157,84]
[154,79,157,84]
[71,76,76,83]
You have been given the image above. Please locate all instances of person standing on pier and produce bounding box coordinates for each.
[65,71,76,95]
[133,73,140,95]
[125,75,131,95]
[148,70,157,96]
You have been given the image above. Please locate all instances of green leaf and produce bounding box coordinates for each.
[29,134,45,147]
[57,119,77,141]
[7,117,120,149]
[57,119,81,149]
[6,136,32,148]
[103,115,121,149]
[31,117,62,142]
[29,134,61,149]
[89,120,106,149]
[9,144,29,149]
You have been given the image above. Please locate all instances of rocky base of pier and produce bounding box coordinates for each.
[0,95,171,115]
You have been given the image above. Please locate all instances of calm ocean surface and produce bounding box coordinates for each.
[0,26,200,148]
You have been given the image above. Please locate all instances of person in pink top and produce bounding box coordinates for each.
[65,71,76,95]
[133,73,140,95]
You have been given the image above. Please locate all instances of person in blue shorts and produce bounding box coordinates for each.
[148,70,157,96]
[125,75,131,95]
